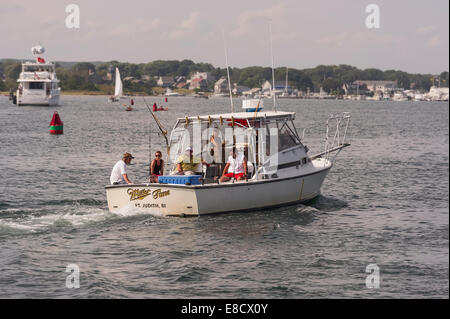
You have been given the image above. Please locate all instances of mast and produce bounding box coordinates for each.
[284,67,288,96]
[269,22,277,111]
[222,30,234,113]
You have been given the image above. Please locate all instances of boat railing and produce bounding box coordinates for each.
[323,112,351,163]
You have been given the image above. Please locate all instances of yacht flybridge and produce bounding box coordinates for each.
[16,45,60,106]
[105,99,351,216]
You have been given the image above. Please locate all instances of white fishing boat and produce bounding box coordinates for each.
[15,45,60,106]
[109,67,123,102]
[105,106,351,216]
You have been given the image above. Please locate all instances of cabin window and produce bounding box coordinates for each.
[301,158,307,165]
[278,124,299,151]
[29,82,44,90]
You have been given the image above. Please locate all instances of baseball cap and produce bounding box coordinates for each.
[123,152,135,159]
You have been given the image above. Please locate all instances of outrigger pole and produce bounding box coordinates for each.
[310,143,351,160]
[142,96,170,161]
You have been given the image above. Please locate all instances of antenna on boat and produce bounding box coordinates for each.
[269,21,277,112]
[222,30,234,113]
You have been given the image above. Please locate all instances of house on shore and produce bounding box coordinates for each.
[232,84,250,95]
[214,77,229,94]
[353,80,399,93]
[157,76,175,88]
[189,77,208,90]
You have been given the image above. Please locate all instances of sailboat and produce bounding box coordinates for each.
[280,67,291,98]
[109,67,123,102]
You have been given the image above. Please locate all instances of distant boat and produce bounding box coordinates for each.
[393,92,408,102]
[165,88,184,97]
[15,45,61,106]
[109,68,123,102]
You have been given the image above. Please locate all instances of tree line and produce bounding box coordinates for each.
[1,58,448,94]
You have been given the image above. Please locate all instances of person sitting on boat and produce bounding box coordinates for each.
[172,147,208,175]
[219,147,248,182]
[110,152,134,185]
[150,151,164,183]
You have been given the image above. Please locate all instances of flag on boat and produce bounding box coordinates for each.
[37,57,46,63]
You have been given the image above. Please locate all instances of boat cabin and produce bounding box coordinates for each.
[167,111,311,184]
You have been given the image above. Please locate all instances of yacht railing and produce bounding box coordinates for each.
[313,112,351,164]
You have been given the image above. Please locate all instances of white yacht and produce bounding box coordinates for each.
[16,45,60,106]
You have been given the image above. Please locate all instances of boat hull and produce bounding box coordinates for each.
[17,91,60,106]
[105,166,331,216]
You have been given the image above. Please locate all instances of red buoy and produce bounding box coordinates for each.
[153,103,157,112]
[165,97,168,103]
[130,99,134,105]
[49,111,63,134]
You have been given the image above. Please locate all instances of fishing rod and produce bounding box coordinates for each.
[142,97,170,175]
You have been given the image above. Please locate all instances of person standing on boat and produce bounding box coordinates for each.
[150,151,164,183]
[110,152,134,185]
[220,147,248,182]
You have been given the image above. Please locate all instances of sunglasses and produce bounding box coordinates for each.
[155,154,161,157]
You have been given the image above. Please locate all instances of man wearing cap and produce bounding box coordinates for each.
[110,152,135,185]
[172,147,208,175]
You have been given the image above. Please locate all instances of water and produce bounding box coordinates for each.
[0,95,448,298]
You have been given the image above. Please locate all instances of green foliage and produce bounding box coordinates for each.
[440,72,449,87]
[0,58,447,94]
[123,80,152,95]
[5,62,21,80]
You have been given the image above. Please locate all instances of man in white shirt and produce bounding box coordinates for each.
[110,152,134,185]
[219,147,247,182]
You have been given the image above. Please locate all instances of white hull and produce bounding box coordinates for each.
[105,162,331,217]
[17,90,60,106]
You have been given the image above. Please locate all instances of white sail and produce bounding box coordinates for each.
[114,67,123,98]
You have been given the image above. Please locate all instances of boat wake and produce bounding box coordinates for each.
[0,201,165,236]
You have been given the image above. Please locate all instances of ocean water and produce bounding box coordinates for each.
[0,95,448,298]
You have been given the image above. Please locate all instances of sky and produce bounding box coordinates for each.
[0,0,448,74]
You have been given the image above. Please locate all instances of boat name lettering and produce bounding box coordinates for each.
[152,189,170,199]
[127,188,151,201]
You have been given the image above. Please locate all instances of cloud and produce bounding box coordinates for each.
[416,25,437,35]
[0,3,25,15]
[229,3,289,38]
[166,12,200,40]
[314,32,348,48]
[426,35,441,48]
[314,31,395,49]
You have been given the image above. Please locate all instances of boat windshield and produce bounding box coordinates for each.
[167,114,302,179]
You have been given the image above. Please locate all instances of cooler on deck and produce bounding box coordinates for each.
[158,175,202,185]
